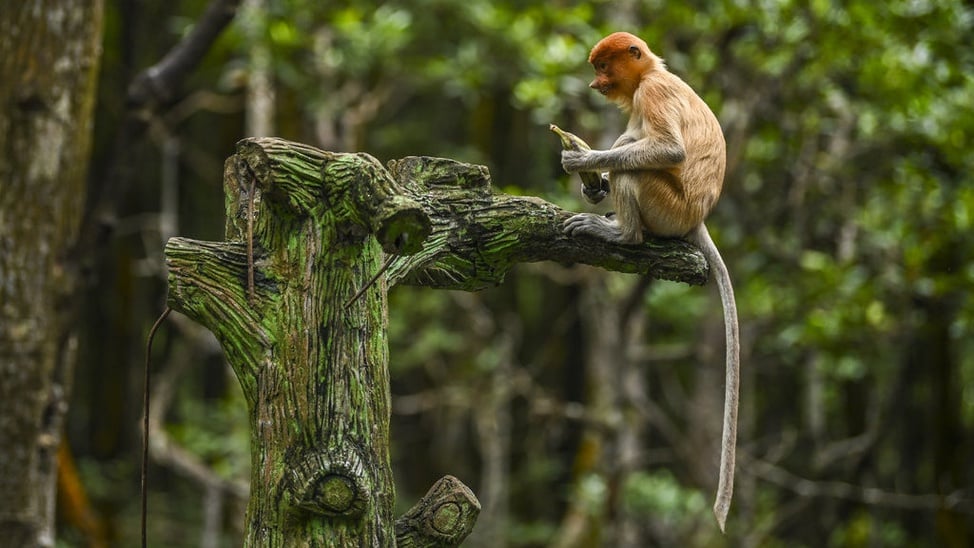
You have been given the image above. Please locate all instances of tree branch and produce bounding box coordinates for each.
[395,476,481,547]
[747,458,974,513]
[127,0,242,107]
[384,156,709,290]
[75,0,243,288]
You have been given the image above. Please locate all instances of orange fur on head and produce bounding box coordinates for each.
[587,32,651,64]
[587,32,661,107]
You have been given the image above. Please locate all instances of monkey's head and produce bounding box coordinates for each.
[587,32,660,108]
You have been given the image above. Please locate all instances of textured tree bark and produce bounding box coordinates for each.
[0,1,104,546]
[168,140,428,546]
[164,137,707,545]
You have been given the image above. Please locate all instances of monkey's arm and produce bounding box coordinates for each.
[561,136,685,173]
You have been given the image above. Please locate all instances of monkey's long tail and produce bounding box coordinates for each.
[691,223,740,533]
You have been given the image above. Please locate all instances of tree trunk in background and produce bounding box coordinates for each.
[468,328,514,548]
[549,277,623,548]
[0,1,104,546]
[241,0,275,138]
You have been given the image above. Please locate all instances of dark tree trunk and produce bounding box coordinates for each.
[0,1,104,545]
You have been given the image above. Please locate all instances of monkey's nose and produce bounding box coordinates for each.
[589,80,608,95]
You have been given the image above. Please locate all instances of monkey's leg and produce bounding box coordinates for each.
[565,175,644,244]
[564,172,643,244]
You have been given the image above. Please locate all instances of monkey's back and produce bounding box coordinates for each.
[672,72,726,212]
[631,70,726,236]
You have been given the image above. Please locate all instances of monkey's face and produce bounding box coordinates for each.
[589,56,637,104]
[589,55,624,96]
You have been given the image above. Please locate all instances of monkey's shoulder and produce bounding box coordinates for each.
[639,70,692,97]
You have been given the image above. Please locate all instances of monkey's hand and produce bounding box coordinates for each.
[549,125,608,202]
[561,149,596,173]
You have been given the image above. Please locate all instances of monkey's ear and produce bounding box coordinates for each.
[628,45,641,59]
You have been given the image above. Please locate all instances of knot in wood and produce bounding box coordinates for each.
[285,446,369,519]
[431,502,462,534]
[315,474,357,514]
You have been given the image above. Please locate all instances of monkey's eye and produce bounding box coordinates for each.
[596,61,608,71]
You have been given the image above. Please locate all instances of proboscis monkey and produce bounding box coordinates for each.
[560,31,739,532]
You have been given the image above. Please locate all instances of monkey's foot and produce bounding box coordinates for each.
[563,212,621,241]
[581,177,609,204]
[564,212,643,244]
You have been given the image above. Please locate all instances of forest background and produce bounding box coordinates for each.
[3,0,973,546]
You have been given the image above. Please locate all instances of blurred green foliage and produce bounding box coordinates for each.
[65,0,974,545]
